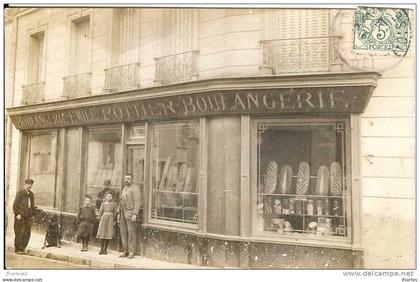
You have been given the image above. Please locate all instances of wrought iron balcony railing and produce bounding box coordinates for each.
[104,63,141,92]
[154,50,199,85]
[21,82,45,105]
[62,72,92,99]
[261,36,342,74]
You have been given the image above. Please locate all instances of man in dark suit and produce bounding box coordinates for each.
[13,179,36,254]
[118,173,142,259]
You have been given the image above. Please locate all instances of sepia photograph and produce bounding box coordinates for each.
[1,1,417,279]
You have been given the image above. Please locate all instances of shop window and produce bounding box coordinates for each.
[86,129,122,203]
[150,122,200,225]
[27,132,59,209]
[253,119,350,241]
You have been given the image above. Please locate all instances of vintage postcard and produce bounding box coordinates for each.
[2,2,417,281]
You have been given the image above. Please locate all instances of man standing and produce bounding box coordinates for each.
[13,179,36,254]
[119,173,142,259]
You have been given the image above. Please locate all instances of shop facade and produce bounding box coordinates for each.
[5,7,415,269]
[8,73,378,268]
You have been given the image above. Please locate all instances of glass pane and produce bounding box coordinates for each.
[28,132,58,208]
[150,122,199,225]
[256,121,348,239]
[86,129,122,209]
[63,128,81,213]
[126,145,145,206]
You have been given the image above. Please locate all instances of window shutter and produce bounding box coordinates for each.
[74,19,90,74]
[167,8,195,55]
[37,36,44,82]
[119,8,137,65]
[265,9,330,73]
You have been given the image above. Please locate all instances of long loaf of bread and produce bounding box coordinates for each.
[315,165,329,196]
[330,162,343,196]
[296,162,310,196]
[264,161,278,194]
[158,156,171,190]
[277,165,292,194]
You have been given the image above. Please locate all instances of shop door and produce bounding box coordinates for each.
[126,145,145,200]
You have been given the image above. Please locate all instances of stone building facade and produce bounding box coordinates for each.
[5,7,415,268]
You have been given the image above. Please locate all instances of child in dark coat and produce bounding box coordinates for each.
[77,195,96,251]
[42,214,62,249]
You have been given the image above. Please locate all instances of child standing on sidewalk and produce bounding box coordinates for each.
[76,195,96,252]
[96,192,118,254]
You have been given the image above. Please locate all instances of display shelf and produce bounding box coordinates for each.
[269,213,344,218]
[257,193,343,198]
[153,190,198,195]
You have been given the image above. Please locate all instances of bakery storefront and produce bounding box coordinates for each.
[8,72,378,268]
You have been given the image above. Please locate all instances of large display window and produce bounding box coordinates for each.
[149,121,200,226]
[252,118,350,243]
[86,128,122,205]
[27,131,59,209]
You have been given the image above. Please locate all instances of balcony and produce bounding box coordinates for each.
[261,36,342,74]
[104,63,141,92]
[21,82,45,105]
[155,50,199,85]
[62,72,92,99]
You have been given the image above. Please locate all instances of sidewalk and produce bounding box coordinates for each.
[5,232,208,269]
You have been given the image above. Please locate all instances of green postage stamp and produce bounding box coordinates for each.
[354,7,410,56]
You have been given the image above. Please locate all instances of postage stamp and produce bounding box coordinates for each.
[354,7,410,56]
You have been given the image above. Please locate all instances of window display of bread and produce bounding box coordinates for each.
[296,161,310,196]
[315,165,329,196]
[277,165,292,194]
[264,161,278,194]
[329,161,343,196]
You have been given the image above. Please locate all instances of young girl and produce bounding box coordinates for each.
[77,195,96,252]
[96,192,118,254]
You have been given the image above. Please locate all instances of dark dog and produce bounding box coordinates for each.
[42,214,62,249]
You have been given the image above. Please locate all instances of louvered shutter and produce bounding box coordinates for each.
[266,9,330,73]
[36,35,44,82]
[74,19,90,74]
[171,9,195,54]
[119,8,138,65]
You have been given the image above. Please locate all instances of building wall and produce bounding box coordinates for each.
[5,7,416,268]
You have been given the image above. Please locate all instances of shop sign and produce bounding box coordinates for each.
[10,86,373,130]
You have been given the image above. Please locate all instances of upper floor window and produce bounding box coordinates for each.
[116,8,140,65]
[262,9,340,74]
[70,16,90,75]
[22,31,46,105]
[162,9,197,55]
[155,9,199,84]
[27,31,45,84]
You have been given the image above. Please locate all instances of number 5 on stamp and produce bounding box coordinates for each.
[354,7,410,57]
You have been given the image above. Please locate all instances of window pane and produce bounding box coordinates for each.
[150,122,199,225]
[86,129,122,208]
[256,121,348,239]
[28,132,58,208]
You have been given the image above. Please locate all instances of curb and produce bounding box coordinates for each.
[6,245,208,269]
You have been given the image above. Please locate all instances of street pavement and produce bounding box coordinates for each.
[5,232,207,269]
[6,252,90,269]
